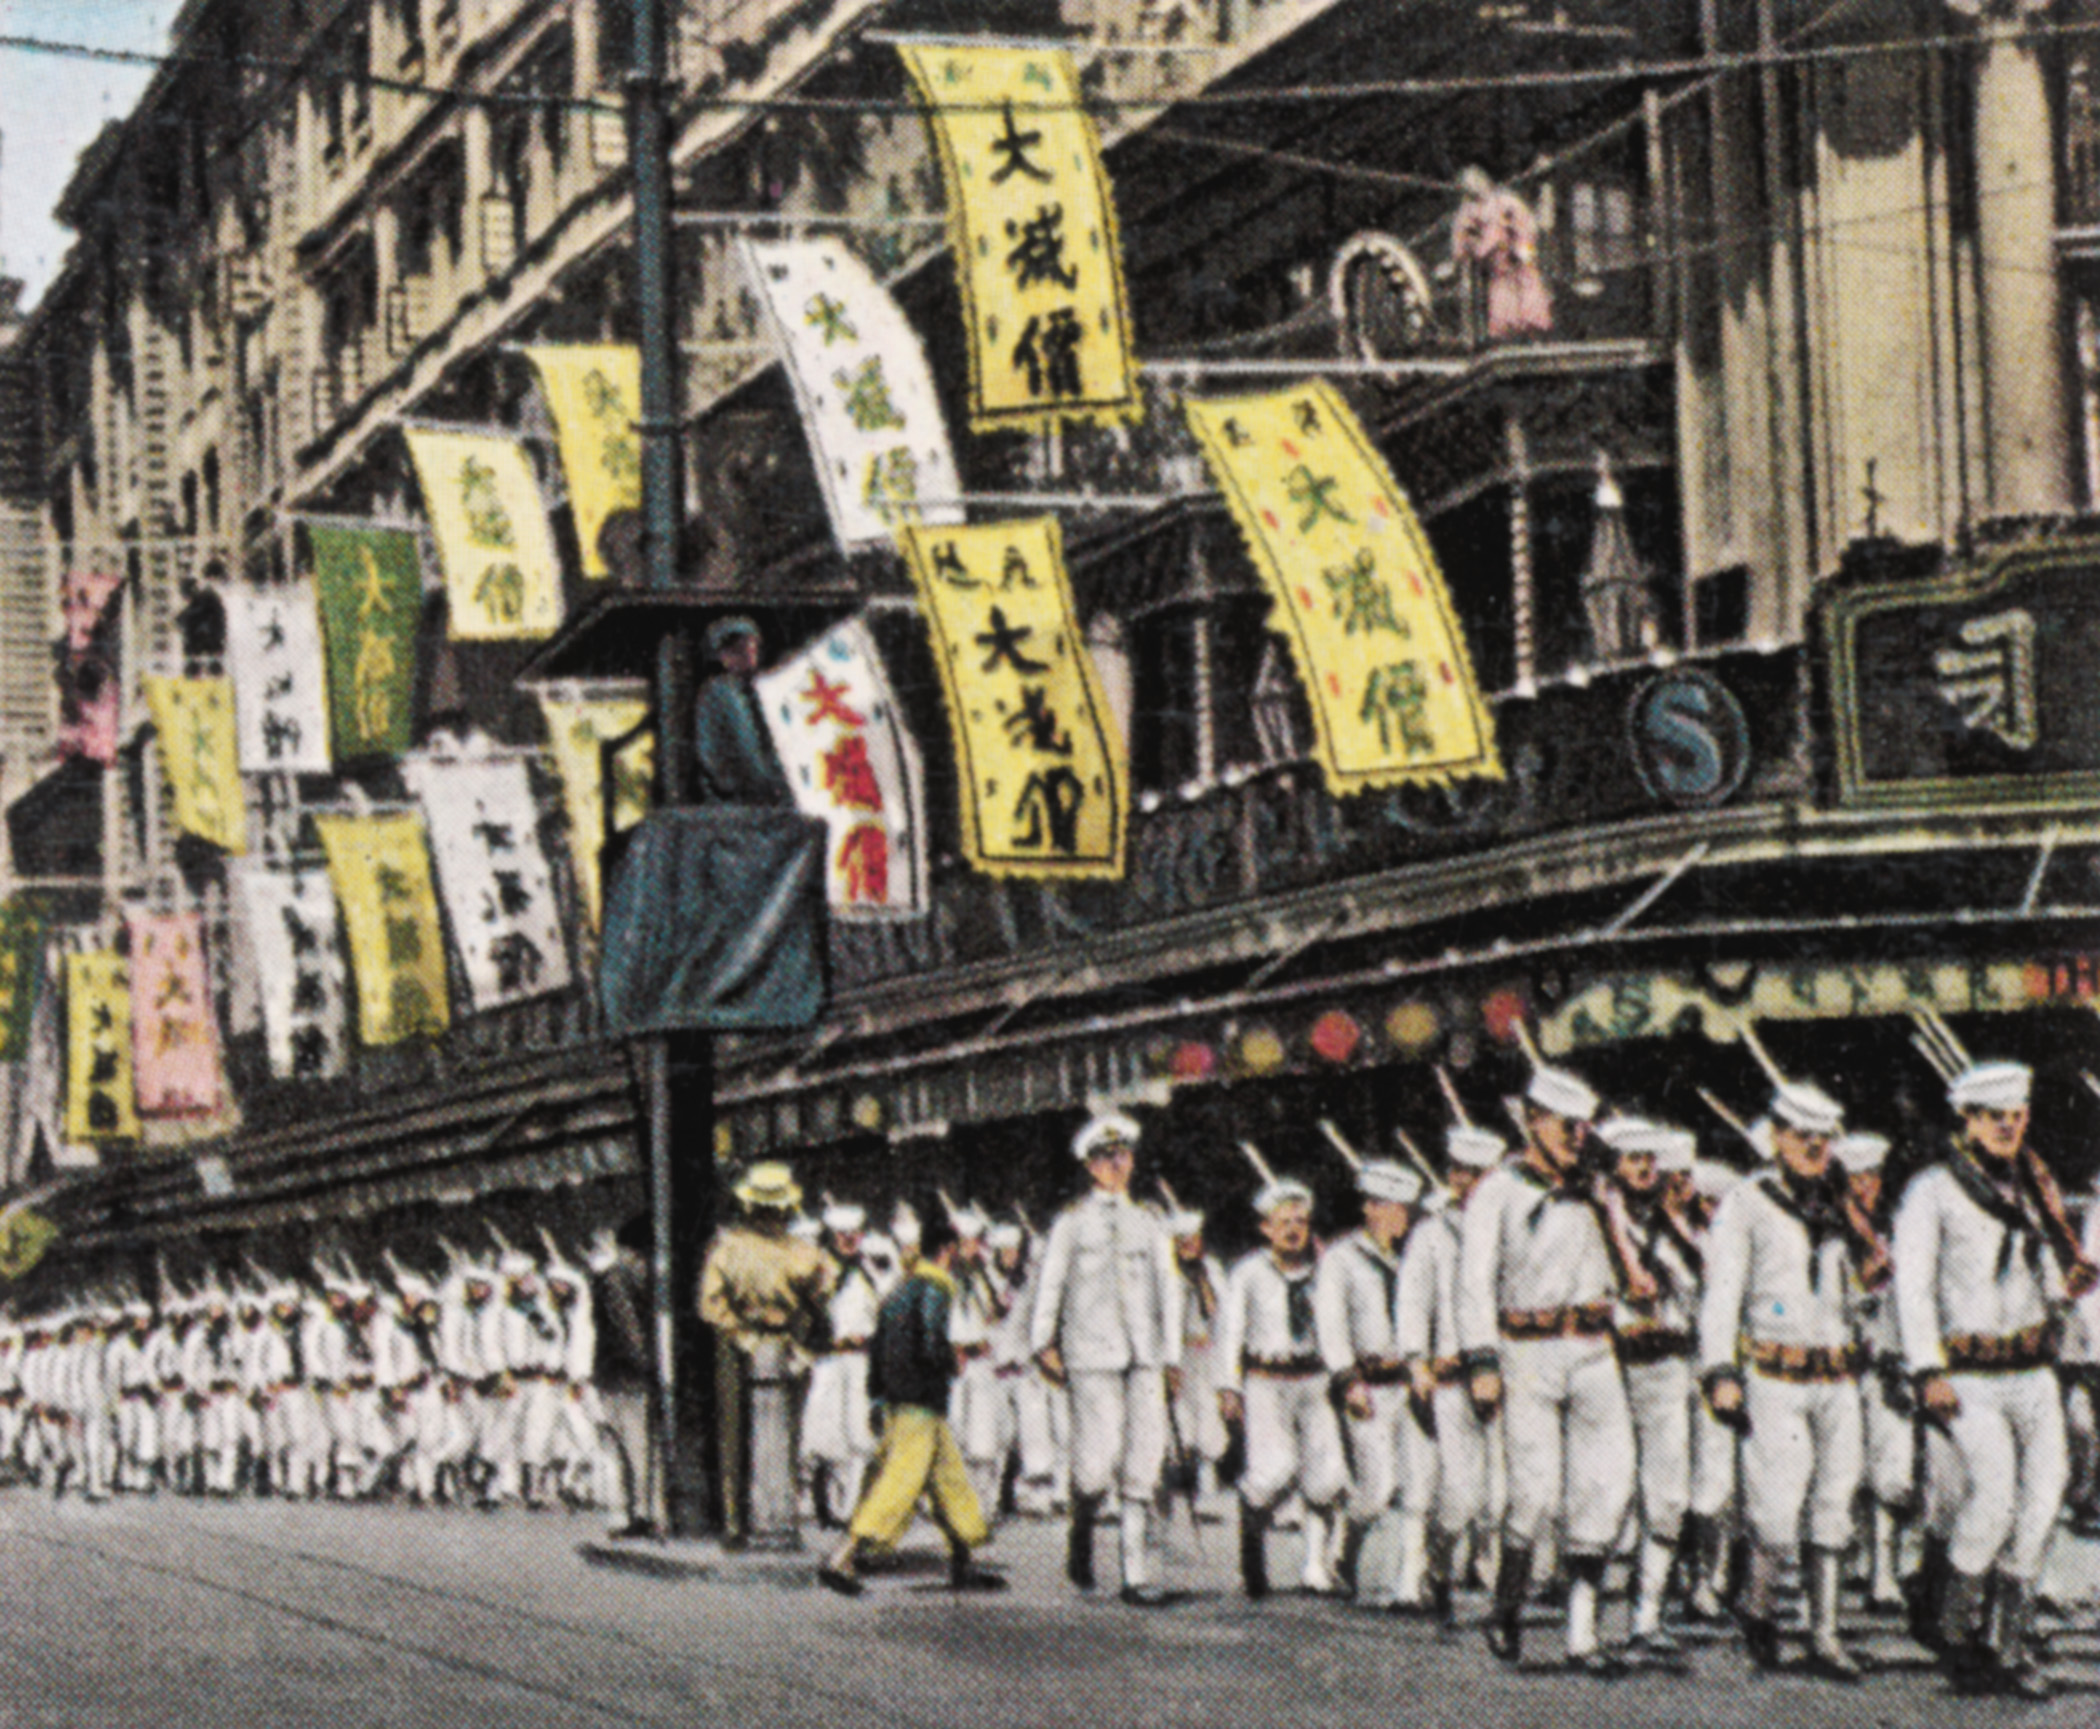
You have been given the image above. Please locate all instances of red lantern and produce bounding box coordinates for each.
[1481,989,1530,1045]
[1310,1010,1362,1065]
[1170,1041,1218,1081]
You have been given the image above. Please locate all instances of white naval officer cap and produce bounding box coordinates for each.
[821,1202,867,1234]
[1596,1116,1673,1158]
[1525,1063,1600,1123]
[1446,1126,1508,1169]
[1949,1061,2032,1113]
[985,1222,1025,1252]
[1253,1177,1315,1217]
[1833,1132,1890,1174]
[1768,1081,1845,1136]
[1356,1160,1423,1205]
[1073,1111,1142,1161]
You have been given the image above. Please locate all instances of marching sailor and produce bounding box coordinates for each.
[1893,1059,2095,1698]
[1834,1131,1913,1611]
[1600,1117,1702,1654]
[1030,1112,1183,1605]
[945,1202,1010,1525]
[1163,1207,1228,1516]
[1396,1125,1503,1626]
[803,1202,881,1527]
[1682,1157,1743,1619]
[1315,1157,1424,1604]
[1699,1080,1879,1679]
[1220,1175,1351,1597]
[1460,1061,1641,1673]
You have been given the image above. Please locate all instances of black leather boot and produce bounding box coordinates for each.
[1067,1493,1102,1591]
[1485,1539,1532,1663]
[1238,1502,1270,1600]
[1904,1533,1950,1654]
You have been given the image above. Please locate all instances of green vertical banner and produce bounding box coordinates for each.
[0,901,45,1063]
[310,523,424,762]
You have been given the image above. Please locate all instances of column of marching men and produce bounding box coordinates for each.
[0,1226,641,1518]
[806,1041,2100,1699]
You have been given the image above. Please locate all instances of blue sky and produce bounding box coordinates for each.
[0,1,178,305]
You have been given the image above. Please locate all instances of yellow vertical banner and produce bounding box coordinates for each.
[896,518,1125,879]
[1185,381,1502,795]
[66,953,139,1143]
[314,812,452,1046]
[143,675,247,854]
[537,688,654,930]
[896,42,1139,432]
[521,346,642,578]
[403,429,564,640]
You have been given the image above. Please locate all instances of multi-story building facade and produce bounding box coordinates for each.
[1,0,2095,1497]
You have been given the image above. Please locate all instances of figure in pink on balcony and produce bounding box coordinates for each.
[1449,166,1554,343]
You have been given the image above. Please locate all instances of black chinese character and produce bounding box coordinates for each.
[930,541,978,589]
[1012,767,1086,855]
[290,1025,332,1078]
[261,713,303,761]
[291,970,329,1014]
[491,871,533,918]
[489,932,546,995]
[375,865,415,905]
[472,820,517,853]
[1011,309,1084,400]
[1003,685,1073,756]
[87,1091,121,1132]
[1294,399,1324,437]
[1005,204,1078,291]
[975,606,1051,675]
[1000,548,1039,591]
[89,1048,121,1086]
[281,908,321,957]
[988,100,1052,185]
[384,914,424,966]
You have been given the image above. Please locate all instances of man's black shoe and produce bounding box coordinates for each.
[817,1566,864,1597]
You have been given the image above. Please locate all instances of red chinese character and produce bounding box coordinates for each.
[821,733,884,813]
[799,668,866,729]
[838,823,890,904]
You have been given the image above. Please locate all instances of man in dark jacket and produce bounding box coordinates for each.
[818,1203,1003,1595]
[586,1216,658,1537]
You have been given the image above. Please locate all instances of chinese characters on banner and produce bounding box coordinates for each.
[314,812,452,1046]
[404,430,563,641]
[895,42,1139,432]
[124,910,225,1118]
[521,346,642,579]
[400,756,572,1010]
[1184,382,1502,795]
[310,524,423,762]
[754,616,928,918]
[536,686,653,930]
[66,953,139,1143]
[741,237,964,548]
[0,900,46,1063]
[57,567,122,765]
[897,518,1126,878]
[226,584,332,774]
[143,676,248,854]
[232,860,349,1080]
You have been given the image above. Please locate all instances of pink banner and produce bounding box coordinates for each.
[125,911,224,1118]
[61,568,121,655]
[57,657,119,765]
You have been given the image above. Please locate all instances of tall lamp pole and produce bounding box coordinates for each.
[628,0,714,1538]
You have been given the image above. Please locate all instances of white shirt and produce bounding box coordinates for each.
[1698,1170,1859,1372]
[1216,1249,1324,1393]
[1458,1159,1619,1357]
[1175,1253,1228,1352]
[1618,1202,1699,1335]
[1894,1156,2062,1376]
[1030,1189,1183,1372]
[1315,1229,1403,1374]
[827,1261,884,1347]
[1396,1211,1464,1363]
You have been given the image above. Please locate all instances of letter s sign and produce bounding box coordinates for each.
[1627,670,1751,808]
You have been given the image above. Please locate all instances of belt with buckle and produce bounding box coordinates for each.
[1616,1326,1694,1367]
[1945,1322,2054,1374]
[1747,1340,1864,1383]
[1246,1354,1325,1378]
[1500,1304,1614,1341]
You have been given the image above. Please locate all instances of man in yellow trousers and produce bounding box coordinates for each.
[818,1199,1005,1595]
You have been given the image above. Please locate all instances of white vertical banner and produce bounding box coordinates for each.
[226,584,334,774]
[233,860,351,1080]
[742,236,964,549]
[753,616,927,919]
[400,753,572,1010]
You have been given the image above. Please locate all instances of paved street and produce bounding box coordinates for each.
[1,1493,2097,1728]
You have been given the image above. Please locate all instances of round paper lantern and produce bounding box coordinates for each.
[1238,1027,1287,1075]
[1386,1000,1441,1053]
[850,1093,886,1132]
[1170,1041,1219,1081]
[1481,989,1530,1045]
[714,1120,736,1158]
[1310,1010,1363,1064]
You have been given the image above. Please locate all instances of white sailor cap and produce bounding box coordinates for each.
[1163,1209,1206,1238]
[1253,1177,1315,1217]
[821,1203,867,1235]
[950,1205,989,1241]
[1073,1112,1142,1161]
[985,1223,1025,1252]
[787,1215,823,1243]
[1526,1063,1600,1123]
[1950,1061,2032,1113]
[1745,1118,1777,1162]
[1596,1116,1673,1158]
[1655,1128,1697,1175]
[1356,1160,1423,1205]
[1833,1132,1890,1174]
[1692,1159,1741,1200]
[890,1203,922,1247]
[1769,1081,1845,1136]
[1447,1126,1508,1169]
